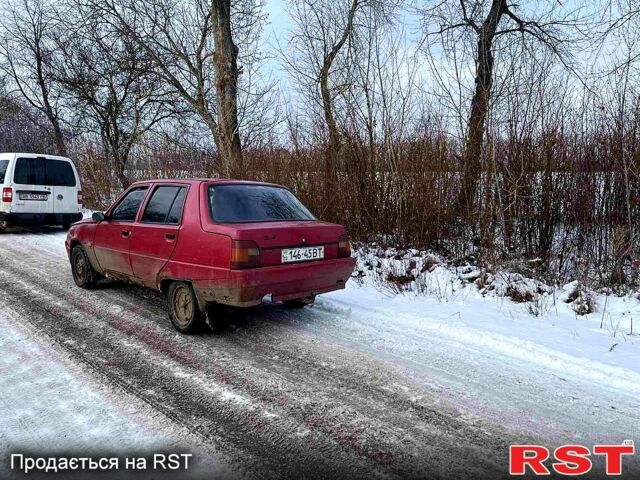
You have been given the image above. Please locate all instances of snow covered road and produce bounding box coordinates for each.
[0,227,639,478]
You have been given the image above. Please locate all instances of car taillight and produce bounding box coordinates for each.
[77,191,83,205]
[338,234,352,258]
[2,187,12,203]
[231,240,261,269]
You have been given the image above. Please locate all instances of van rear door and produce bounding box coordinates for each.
[47,158,79,214]
[11,156,55,215]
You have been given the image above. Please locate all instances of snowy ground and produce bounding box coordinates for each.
[321,281,640,443]
[0,311,229,479]
[0,227,639,478]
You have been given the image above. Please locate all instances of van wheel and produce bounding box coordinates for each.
[0,219,7,232]
[167,282,205,334]
[283,295,316,308]
[71,245,99,289]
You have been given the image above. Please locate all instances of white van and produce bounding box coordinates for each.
[0,153,83,231]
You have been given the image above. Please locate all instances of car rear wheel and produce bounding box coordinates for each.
[0,219,6,232]
[283,295,316,308]
[71,245,99,289]
[167,281,205,334]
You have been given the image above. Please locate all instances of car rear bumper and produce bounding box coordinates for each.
[0,212,82,227]
[193,257,356,307]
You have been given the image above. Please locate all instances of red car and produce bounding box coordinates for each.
[65,179,355,332]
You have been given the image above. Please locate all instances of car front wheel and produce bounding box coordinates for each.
[71,245,99,289]
[167,281,205,334]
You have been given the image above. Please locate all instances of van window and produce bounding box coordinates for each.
[46,160,76,186]
[0,160,8,183]
[141,186,186,224]
[13,157,77,187]
[14,158,45,185]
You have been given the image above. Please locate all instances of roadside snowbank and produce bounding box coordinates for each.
[346,246,640,387]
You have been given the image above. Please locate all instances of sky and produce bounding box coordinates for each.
[260,0,294,86]
[265,0,292,36]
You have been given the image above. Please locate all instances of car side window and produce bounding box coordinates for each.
[141,186,187,224]
[110,187,148,222]
[166,188,187,224]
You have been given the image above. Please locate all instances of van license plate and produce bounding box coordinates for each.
[19,193,48,201]
[282,246,324,263]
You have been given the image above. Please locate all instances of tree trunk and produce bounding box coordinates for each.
[212,0,242,178]
[319,61,340,211]
[539,133,554,262]
[51,120,66,156]
[114,153,130,190]
[35,42,67,156]
[319,0,359,152]
[318,0,359,214]
[456,0,505,218]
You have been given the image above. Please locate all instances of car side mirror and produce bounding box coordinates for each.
[92,212,106,223]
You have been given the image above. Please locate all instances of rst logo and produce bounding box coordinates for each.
[509,441,635,476]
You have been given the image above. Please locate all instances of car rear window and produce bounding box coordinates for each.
[209,184,315,223]
[142,186,187,224]
[0,160,8,183]
[13,157,76,186]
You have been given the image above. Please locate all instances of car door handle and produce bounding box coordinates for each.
[121,230,130,238]
[165,233,176,241]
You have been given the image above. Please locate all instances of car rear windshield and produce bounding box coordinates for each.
[0,160,8,184]
[13,157,76,187]
[209,184,315,223]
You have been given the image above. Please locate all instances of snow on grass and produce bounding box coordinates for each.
[342,246,640,388]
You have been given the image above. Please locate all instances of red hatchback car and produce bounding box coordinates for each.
[65,180,355,332]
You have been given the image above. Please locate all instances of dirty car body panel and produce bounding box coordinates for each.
[66,179,356,322]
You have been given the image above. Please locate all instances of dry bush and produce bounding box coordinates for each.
[70,94,640,292]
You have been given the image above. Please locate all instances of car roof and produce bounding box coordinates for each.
[129,179,286,189]
[0,152,73,162]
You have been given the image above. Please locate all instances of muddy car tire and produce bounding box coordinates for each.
[71,245,99,289]
[283,295,316,308]
[167,281,205,334]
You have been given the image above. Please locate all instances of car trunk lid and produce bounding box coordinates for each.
[230,221,345,267]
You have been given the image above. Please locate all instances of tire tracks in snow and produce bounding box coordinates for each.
[0,232,547,479]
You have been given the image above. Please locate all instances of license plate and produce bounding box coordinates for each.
[281,246,324,263]
[19,193,48,201]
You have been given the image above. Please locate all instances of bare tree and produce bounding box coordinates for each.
[212,0,242,174]
[284,0,377,157]
[420,0,586,219]
[53,9,173,188]
[0,0,67,154]
[72,0,267,177]
[0,94,59,152]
